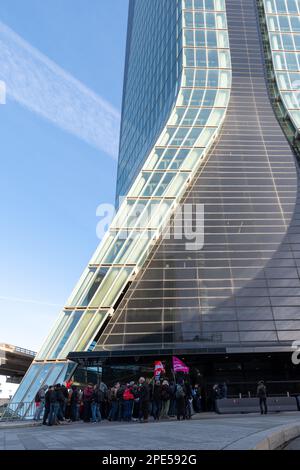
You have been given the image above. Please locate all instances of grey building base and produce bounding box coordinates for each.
[216,397,299,414]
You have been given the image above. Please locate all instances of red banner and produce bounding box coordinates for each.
[154,360,165,377]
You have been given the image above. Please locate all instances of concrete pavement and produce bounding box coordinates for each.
[0,412,300,450]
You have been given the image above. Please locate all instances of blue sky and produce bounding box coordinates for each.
[0,0,128,350]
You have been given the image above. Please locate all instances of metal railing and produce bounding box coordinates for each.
[0,343,36,357]
[0,401,36,421]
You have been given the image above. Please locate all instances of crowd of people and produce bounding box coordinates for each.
[34,377,204,426]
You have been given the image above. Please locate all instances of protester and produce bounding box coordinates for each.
[152,379,162,420]
[38,366,213,428]
[33,385,47,421]
[82,383,94,422]
[123,382,135,421]
[69,385,79,421]
[184,379,193,419]
[108,382,120,421]
[175,378,186,420]
[160,380,170,419]
[47,385,60,426]
[138,377,150,423]
[168,381,177,417]
[91,384,102,423]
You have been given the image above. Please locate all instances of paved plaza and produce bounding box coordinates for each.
[0,412,300,450]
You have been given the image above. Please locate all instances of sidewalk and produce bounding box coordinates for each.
[0,412,300,450]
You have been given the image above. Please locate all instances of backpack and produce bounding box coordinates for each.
[257,384,266,397]
[176,384,185,399]
[123,388,134,401]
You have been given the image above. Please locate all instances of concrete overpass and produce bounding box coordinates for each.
[0,344,35,381]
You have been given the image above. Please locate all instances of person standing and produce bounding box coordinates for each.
[168,381,176,417]
[257,380,268,415]
[98,380,108,419]
[108,383,120,421]
[160,380,171,419]
[42,385,52,425]
[138,377,150,423]
[176,379,186,421]
[34,385,47,421]
[192,384,202,413]
[82,383,94,422]
[47,385,60,426]
[69,385,79,421]
[56,384,66,422]
[123,382,135,422]
[152,380,162,420]
[185,380,193,419]
[91,384,102,423]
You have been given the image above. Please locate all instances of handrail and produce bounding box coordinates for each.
[0,401,36,421]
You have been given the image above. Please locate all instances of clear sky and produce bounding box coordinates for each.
[0,0,129,350]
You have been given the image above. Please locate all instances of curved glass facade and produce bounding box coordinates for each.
[262,0,300,129]
[95,0,300,354]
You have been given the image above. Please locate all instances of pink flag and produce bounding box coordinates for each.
[172,356,189,374]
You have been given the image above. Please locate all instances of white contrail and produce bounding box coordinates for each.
[0,21,120,158]
[0,295,61,307]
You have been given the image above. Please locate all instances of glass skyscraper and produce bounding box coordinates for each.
[12,0,300,411]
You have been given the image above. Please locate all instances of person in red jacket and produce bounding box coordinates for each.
[82,383,94,422]
[122,382,135,422]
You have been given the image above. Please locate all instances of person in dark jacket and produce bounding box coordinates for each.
[47,385,60,426]
[117,383,126,421]
[257,380,268,415]
[168,381,177,417]
[176,379,187,421]
[108,383,120,421]
[55,384,66,422]
[83,383,94,422]
[69,385,79,421]
[43,385,53,425]
[160,380,171,419]
[61,384,69,418]
[152,380,162,420]
[91,384,102,423]
[185,380,193,419]
[138,377,150,422]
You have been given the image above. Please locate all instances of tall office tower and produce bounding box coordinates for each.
[11,0,300,413]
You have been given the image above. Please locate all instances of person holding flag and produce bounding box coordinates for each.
[154,360,165,379]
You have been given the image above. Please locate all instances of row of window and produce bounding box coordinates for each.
[270,32,300,50]
[265,0,300,15]
[267,14,300,32]
[183,11,227,29]
[184,28,229,48]
[183,0,226,11]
